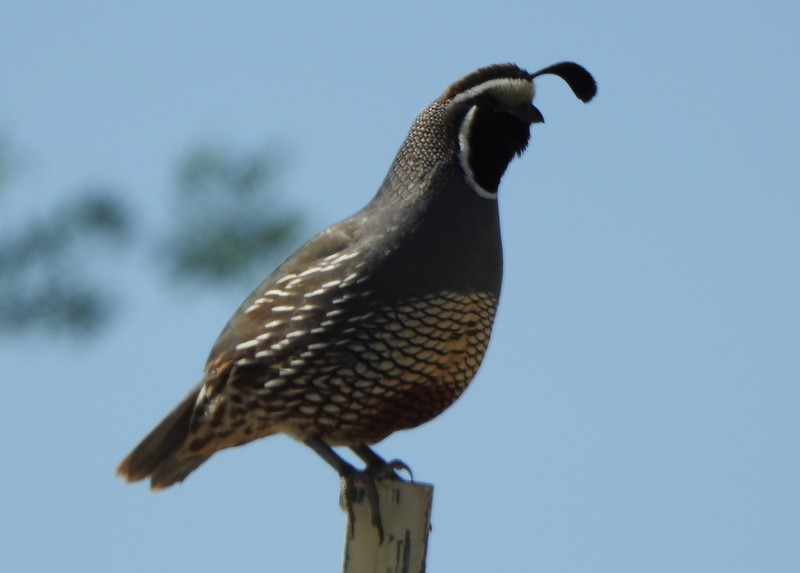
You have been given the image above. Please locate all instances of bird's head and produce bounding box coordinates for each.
[429,62,597,199]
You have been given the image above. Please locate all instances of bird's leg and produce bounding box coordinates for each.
[304,435,388,542]
[350,444,414,481]
[304,434,357,475]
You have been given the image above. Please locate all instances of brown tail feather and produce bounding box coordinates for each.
[117,384,209,489]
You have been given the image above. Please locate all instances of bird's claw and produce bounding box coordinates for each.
[340,459,413,543]
[383,458,414,481]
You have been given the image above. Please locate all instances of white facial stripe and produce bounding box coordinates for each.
[458,106,496,200]
[449,77,534,108]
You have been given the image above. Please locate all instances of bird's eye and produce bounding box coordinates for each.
[475,94,499,111]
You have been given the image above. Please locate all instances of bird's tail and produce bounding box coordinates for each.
[116,385,210,490]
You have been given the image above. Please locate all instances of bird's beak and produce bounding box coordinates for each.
[514,103,544,124]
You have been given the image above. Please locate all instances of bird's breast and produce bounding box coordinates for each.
[226,289,499,445]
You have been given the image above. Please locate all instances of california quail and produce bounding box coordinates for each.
[118,61,596,533]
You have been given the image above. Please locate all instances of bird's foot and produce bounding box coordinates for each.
[340,459,413,543]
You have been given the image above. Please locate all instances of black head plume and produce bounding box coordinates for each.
[386,62,596,201]
[530,62,597,103]
[436,61,597,198]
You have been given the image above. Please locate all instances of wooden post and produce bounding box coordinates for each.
[341,479,434,573]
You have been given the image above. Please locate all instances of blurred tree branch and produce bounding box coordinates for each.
[161,144,301,285]
[0,136,303,336]
[0,189,131,334]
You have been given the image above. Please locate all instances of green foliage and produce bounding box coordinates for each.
[162,145,301,285]
[0,139,303,336]
[0,189,131,334]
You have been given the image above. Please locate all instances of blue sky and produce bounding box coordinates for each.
[2,2,799,571]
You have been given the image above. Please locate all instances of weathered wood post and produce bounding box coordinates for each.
[341,479,434,573]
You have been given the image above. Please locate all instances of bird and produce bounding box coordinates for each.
[117,61,596,537]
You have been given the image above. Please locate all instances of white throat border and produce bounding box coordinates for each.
[458,106,498,200]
